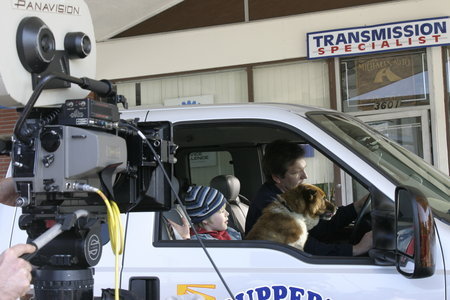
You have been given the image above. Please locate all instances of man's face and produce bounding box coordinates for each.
[272,158,308,193]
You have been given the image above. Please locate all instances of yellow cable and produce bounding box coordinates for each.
[96,189,124,300]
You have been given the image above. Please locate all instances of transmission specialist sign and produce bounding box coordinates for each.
[307,17,450,59]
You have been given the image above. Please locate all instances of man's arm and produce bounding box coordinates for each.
[0,177,18,207]
[304,235,353,256]
[304,230,373,256]
[352,231,373,256]
[308,204,357,239]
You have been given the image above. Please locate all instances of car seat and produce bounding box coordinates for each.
[209,175,249,234]
[161,204,188,240]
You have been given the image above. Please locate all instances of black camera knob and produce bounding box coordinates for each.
[40,129,61,153]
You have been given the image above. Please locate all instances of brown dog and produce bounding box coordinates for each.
[245,184,336,250]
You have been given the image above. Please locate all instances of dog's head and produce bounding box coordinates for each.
[280,184,336,219]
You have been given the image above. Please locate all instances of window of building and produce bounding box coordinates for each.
[340,50,429,113]
[253,60,331,108]
[114,59,332,109]
[116,68,248,108]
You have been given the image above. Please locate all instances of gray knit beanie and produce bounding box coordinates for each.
[184,185,226,224]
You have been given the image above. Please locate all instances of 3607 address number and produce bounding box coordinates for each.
[374,100,401,110]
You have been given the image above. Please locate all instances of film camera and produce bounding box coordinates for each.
[0,1,175,299]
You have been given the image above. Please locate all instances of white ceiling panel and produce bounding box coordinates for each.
[85,0,184,42]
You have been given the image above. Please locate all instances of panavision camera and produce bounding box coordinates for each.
[0,1,175,299]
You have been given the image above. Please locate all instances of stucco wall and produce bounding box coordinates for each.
[96,0,450,79]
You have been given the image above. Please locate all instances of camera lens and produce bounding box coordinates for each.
[16,17,56,73]
[64,32,91,58]
[38,28,55,62]
[41,35,51,52]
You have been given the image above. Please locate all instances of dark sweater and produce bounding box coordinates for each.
[245,181,281,234]
[245,181,356,256]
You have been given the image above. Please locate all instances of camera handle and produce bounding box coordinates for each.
[20,209,89,261]
[14,72,116,146]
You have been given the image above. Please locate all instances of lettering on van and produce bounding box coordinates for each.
[177,284,216,299]
[230,285,331,300]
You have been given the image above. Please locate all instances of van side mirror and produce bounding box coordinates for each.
[395,186,436,278]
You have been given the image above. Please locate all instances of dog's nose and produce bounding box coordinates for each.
[320,211,335,220]
[320,202,337,220]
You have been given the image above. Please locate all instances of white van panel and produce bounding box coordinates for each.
[119,211,446,300]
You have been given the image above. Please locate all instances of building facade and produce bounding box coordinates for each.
[96,0,450,175]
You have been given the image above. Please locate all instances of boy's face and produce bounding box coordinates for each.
[273,158,308,193]
[202,204,229,232]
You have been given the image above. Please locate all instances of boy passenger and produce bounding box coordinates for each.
[168,185,241,240]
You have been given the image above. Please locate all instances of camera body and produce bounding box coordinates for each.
[12,101,174,217]
[2,0,175,216]
[3,3,175,292]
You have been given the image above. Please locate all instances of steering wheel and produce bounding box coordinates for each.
[349,194,372,245]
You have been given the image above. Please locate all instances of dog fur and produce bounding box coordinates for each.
[245,184,336,250]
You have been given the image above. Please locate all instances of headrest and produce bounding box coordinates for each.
[210,175,240,203]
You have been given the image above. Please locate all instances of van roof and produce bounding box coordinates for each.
[119,102,333,124]
[120,103,334,148]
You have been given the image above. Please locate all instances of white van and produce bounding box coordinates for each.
[2,103,449,299]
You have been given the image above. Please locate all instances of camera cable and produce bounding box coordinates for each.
[74,184,124,300]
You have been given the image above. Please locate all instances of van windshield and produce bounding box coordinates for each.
[308,112,450,223]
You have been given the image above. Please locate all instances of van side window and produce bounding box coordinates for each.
[161,144,379,255]
[189,151,234,186]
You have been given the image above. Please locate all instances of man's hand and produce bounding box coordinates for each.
[167,216,191,240]
[352,231,373,256]
[0,244,36,300]
[0,178,19,207]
